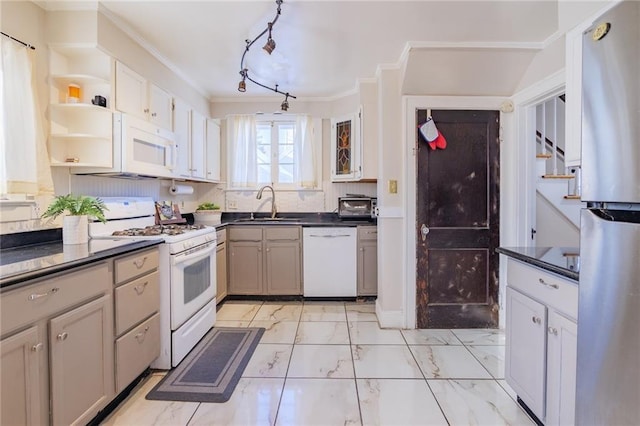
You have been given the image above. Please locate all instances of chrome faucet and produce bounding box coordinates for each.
[256,185,277,218]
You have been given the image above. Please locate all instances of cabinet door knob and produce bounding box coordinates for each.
[548,327,558,336]
[57,332,68,341]
[531,316,541,325]
[144,108,150,113]
[31,343,44,352]
[151,112,157,117]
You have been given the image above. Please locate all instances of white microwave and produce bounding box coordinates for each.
[74,113,176,178]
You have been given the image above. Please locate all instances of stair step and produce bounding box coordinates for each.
[541,174,575,179]
[563,195,581,200]
[536,153,552,159]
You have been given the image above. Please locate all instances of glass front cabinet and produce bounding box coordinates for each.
[331,107,362,181]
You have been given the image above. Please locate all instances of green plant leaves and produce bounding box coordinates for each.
[42,194,108,223]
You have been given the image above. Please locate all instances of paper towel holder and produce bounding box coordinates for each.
[169,180,194,195]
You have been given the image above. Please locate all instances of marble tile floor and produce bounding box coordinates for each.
[102,300,534,426]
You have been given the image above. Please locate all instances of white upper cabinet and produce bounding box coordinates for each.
[115,62,173,131]
[190,110,206,180]
[564,25,585,168]
[206,119,221,183]
[173,98,191,179]
[148,83,173,130]
[172,97,213,181]
[331,107,362,182]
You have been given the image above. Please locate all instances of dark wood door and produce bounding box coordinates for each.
[416,109,500,328]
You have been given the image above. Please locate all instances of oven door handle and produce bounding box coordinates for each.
[171,242,216,265]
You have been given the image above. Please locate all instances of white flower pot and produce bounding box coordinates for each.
[63,215,89,245]
[194,210,222,225]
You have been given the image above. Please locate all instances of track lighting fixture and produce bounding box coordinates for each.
[237,0,296,109]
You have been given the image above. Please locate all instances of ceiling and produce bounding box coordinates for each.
[87,1,559,100]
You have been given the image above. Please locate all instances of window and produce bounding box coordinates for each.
[227,114,317,189]
[256,120,295,185]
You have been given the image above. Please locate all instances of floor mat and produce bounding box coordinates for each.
[146,327,264,403]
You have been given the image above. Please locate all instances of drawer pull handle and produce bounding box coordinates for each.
[531,316,542,325]
[134,282,148,295]
[28,287,59,301]
[57,332,68,341]
[31,343,43,352]
[133,257,147,269]
[548,327,558,336]
[538,278,559,289]
[135,326,150,342]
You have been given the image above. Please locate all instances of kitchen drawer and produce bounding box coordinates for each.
[114,271,159,335]
[115,248,159,285]
[216,229,226,244]
[1,262,110,335]
[507,258,578,319]
[115,313,160,393]
[229,227,262,242]
[264,226,300,241]
[358,226,377,241]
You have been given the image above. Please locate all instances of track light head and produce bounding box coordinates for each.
[281,94,289,111]
[238,80,246,92]
[263,22,276,54]
[263,37,276,54]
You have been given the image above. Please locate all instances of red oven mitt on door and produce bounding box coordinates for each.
[419,117,447,150]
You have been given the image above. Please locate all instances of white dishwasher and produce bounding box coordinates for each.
[303,227,357,297]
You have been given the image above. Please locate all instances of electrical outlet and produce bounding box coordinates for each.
[227,200,238,210]
[388,180,398,194]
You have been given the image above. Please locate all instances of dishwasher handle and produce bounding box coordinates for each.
[308,234,352,238]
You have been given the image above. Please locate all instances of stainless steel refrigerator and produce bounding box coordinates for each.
[577,1,640,424]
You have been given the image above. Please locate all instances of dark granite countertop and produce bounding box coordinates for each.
[1,233,163,289]
[217,212,377,228]
[496,246,580,281]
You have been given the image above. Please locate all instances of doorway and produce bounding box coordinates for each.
[415,109,500,328]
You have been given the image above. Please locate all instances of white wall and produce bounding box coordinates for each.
[375,66,405,327]
[536,194,580,247]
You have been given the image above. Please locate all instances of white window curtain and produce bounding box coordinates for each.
[227,114,257,188]
[0,37,53,196]
[294,114,317,188]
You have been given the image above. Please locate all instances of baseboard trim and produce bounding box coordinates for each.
[375,301,405,328]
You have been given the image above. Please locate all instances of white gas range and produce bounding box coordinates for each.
[89,197,217,369]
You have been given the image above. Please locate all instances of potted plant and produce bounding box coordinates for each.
[194,202,221,225]
[42,194,107,244]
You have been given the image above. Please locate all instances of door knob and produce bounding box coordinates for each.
[420,224,430,242]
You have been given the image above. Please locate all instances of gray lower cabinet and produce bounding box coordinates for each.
[0,246,161,426]
[265,227,301,295]
[0,261,113,426]
[357,225,378,296]
[49,295,113,426]
[113,248,160,393]
[0,325,42,425]
[228,226,301,295]
[216,229,228,302]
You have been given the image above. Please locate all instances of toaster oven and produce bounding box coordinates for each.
[338,196,377,219]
